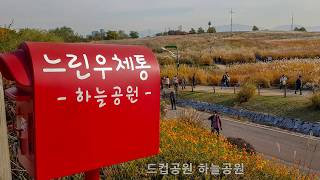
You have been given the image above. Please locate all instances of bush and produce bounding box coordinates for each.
[160,100,167,118]
[0,28,63,53]
[242,76,271,88]
[178,108,203,128]
[227,137,256,154]
[311,93,320,110]
[237,83,256,103]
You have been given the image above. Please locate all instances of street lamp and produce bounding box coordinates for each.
[161,45,179,76]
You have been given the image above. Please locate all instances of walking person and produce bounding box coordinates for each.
[208,111,222,135]
[279,74,288,90]
[192,73,196,88]
[181,78,186,90]
[160,77,164,90]
[295,75,303,95]
[226,72,231,87]
[221,72,230,88]
[165,76,170,89]
[173,76,179,92]
[169,91,177,110]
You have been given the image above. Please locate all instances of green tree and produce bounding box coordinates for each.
[197,27,205,34]
[49,26,84,42]
[19,28,63,42]
[294,27,307,32]
[118,30,129,39]
[189,28,196,34]
[207,27,216,33]
[106,30,119,40]
[1,28,63,52]
[129,31,139,38]
[252,25,259,31]
[0,28,19,52]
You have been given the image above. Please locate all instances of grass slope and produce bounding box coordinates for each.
[103,120,316,179]
[179,91,320,122]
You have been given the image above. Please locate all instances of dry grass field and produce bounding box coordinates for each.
[101,31,320,65]
[101,32,320,88]
[161,59,320,88]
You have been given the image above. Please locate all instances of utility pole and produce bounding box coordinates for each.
[291,13,294,31]
[230,9,235,32]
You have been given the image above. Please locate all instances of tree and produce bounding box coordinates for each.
[129,31,139,38]
[1,28,63,52]
[252,25,259,31]
[106,30,119,40]
[197,27,205,34]
[207,27,216,33]
[294,27,307,32]
[189,28,196,34]
[49,26,84,42]
[118,30,129,39]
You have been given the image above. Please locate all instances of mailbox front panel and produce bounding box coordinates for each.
[22,42,160,179]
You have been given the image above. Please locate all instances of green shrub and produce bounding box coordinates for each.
[0,28,63,53]
[160,100,167,119]
[310,93,320,110]
[237,83,256,103]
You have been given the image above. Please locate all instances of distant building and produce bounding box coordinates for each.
[99,29,105,39]
[92,31,99,37]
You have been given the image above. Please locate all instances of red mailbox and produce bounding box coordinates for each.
[0,42,160,179]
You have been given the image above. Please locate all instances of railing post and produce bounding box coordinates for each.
[213,86,216,94]
[284,85,287,98]
[233,85,236,94]
[258,85,261,96]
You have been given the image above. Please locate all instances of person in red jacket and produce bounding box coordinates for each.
[208,111,222,135]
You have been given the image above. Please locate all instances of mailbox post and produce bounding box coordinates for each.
[0,42,160,179]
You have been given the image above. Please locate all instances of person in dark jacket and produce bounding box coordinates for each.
[169,91,177,110]
[180,78,186,90]
[192,73,196,88]
[295,75,303,95]
[208,111,222,135]
[160,77,164,90]
[221,72,231,88]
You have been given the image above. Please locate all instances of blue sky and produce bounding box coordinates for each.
[0,0,319,35]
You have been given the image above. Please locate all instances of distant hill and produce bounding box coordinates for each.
[215,24,253,32]
[306,26,320,32]
[138,29,160,38]
[272,25,303,31]
[272,25,320,32]
[139,24,320,37]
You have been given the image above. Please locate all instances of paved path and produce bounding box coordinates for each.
[166,107,320,173]
[174,85,313,97]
